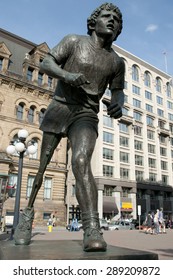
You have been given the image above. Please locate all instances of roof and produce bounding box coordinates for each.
[0,28,37,76]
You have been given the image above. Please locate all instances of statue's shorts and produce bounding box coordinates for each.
[40,99,99,137]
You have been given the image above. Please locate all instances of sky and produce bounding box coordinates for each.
[0,0,173,76]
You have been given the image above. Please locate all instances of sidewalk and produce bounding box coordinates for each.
[1,227,173,260]
[31,226,173,260]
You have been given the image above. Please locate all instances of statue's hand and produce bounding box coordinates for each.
[64,73,90,87]
[102,99,122,119]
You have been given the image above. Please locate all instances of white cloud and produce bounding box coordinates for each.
[145,24,158,32]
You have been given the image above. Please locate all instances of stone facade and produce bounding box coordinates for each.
[0,28,67,226]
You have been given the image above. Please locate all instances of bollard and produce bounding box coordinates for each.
[48,225,53,232]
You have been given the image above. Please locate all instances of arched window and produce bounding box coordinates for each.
[156,77,162,93]
[39,108,46,125]
[144,71,151,87]
[28,105,35,123]
[16,102,25,120]
[166,82,172,98]
[132,65,139,82]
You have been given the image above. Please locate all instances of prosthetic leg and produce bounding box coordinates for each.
[14,133,61,245]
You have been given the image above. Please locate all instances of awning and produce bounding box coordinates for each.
[103,198,119,214]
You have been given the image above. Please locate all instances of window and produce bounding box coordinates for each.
[159,135,166,144]
[103,115,113,128]
[147,130,154,140]
[120,151,129,163]
[103,165,113,177]
[120,136,129,147]
[135,155,143,166]
[135,170,144,181]
[158,120,165,129]
[8,174,18,197]
[133,98,141,108]
[132,84,140,95]
[133,111,142,121]
[157,96,163,105]
[48,77,53,88]
[149,173,157,182]
[0,57,3,70]
[44,177,52,199]
[134,125,142,136]
[160,147,167,156]
[166,82,171,98]
[124,94,128,103]
[121,187,130,197]
[148,143,155,154]
[39,108,46,125]
[119,122,129,133]
[146,104,153,113]
[167,101,173,110]
[27,67,34,81]
[169,124,173,133]
[38,72,43,85]
[16,102,24,120]
[146,115,154,126]
[157,108,164,117]
[122,107,129,116]
[144,71,151,87]
[28,106,35,123]
[103,148,113,160]
[162,175,168,185]
[156,77,162,93]
[26,176,35,198]
[170,137,173,146]
[145,90,152,100]
[103,131,114,143]
[120,168,129,179]
[132,65,139,82]
[103,186,113,196]
[148,158,156,168]
[168,113,173,121]
[161,161,167,170]
[134,140,143,150]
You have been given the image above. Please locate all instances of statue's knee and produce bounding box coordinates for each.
[72,154,87,175]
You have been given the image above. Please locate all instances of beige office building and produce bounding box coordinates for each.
[66,44,173,222]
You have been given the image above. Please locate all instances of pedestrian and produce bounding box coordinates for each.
[158,208,166,233]
[153,210,159,234]
[145,211,153,234]
[14,3,124,252]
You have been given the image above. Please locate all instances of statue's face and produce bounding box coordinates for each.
[94,10,120,41]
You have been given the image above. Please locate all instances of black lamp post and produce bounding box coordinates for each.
[6,129,37,239]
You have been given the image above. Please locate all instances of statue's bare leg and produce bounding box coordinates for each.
[69,124,107,251]
[14,132,62,245]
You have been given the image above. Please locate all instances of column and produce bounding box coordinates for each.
[112,191,121,220]
[98,189,103,219]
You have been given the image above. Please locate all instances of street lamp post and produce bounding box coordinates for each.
[6,129,37,239]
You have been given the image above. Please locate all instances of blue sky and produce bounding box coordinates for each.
[0,0,173,76]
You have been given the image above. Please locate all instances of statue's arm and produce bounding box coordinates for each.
[40,54,88,87]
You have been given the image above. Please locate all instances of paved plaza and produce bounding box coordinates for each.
[1,227,173,260]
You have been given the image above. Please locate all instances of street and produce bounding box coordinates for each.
[30,226,173,260]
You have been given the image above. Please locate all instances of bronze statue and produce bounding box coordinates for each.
[14,2,125,252]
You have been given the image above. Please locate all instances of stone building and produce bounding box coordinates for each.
[0,28,67,225]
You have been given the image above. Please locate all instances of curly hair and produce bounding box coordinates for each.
[87,2,123,41]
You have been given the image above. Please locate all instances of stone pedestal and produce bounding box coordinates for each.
[0,240,158,260]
